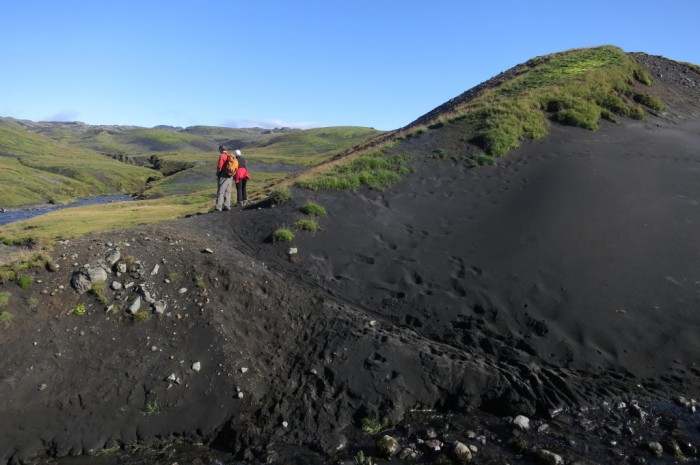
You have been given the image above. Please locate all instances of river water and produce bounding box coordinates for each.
[0,195,133,227]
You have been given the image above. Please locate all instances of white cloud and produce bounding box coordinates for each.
[43,110,81,122]
[222,118,321,130]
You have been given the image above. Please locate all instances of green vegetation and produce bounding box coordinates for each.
[16,275,32,289]
[0,311,12,328]
[0,291,10,307]
[72,303,87,316]
[294,219,318,232]
[270,188,293,204]
[133,310,150,323]
[422,46,661,157]
[272,228,294,242]
[300,202,327,217]
[361,416,390,434]
[633,93,665,111]
[354,451,374,465]
[90,282,108,305]
[295,152,412,191]
[167,272,179,282]
[194,276,205,289]
[25,296,38,307]
[142,400,159,416]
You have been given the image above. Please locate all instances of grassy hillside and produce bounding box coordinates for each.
[293,46,671,190]
[0,126,159,207]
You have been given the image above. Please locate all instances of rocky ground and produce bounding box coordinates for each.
[1,53,700,465]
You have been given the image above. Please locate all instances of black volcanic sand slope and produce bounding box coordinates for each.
[225,54,700,417]
[2,54,700,464]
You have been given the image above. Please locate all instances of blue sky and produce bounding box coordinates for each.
[1,1,699,131]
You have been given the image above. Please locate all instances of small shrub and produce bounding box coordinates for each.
[17,275,33,289]
[272,228,294,242]
[468,154,496,168]
[167,272,179,282]
[270,188,293,205]
[133,310,150,323]
[142,400,159,416]
[194,276,205,289]
[0,291,10,307]
[0,311,12,328]
[25,296,38,307]
[633,93,665,111]
[90,282,108,305]
[300,202,327,217]
[361,417,389,434]
[428,149,448,161]
[354,450,373,465]
[0,269,16,283]
[633,67,653,86]
[73,303,87,316]
[294,219,318,232]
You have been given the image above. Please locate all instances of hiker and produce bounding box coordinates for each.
[215,145,237,211]
[234,149,251,206]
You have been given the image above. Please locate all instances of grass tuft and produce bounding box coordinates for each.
[300,202,327,217]
[0,291,10,307]
[272,228,294,242]
[90,282,109,305]
[294,219,318,232]
[73,303,87,316]
[0,311,13,328]
[17,275,33,289]
[270,188,293,204]
[361,417,390,434]
[133,310,150,323]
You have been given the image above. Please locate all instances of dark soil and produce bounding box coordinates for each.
[1,53,700,465]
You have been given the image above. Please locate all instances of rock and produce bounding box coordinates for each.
[202,248,214,254]
[648,442,663,457]
[287,247,298,256]
[398,447,422,461]
[150,264,159,275]
[153,300,167,315]
[451,441,473,462]
[111,281,122,291]
[70,266,107,294]
[105,249,121,266]
[513,415,530,431]
[241,367,249,373]
[535,449,563,465]
[423,439,442,452]
[179,288,188,295]
[237,391,244,399]
[128,297,141,314]
[192,362,201,372]
[117,263,127,274]
[376,435,399,457]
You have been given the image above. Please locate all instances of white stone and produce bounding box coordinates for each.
[513,415,530,431]
[192,362,201,372]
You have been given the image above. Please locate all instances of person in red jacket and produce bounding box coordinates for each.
[215,145,233,211]
[234,149,251,206]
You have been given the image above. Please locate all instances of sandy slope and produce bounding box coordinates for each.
[1,53,700,464]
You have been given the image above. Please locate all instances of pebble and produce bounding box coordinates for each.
[192,362,201,372]
[513,415,530,431]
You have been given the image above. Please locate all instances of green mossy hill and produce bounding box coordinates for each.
[404,45,663,157]
[0,126,159,208]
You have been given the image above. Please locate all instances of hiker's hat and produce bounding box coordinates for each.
[235,150,241,156]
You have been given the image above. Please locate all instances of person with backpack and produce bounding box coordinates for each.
[233,149,251,206]
[215,145,238,211]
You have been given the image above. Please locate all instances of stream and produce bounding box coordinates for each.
[0,195,134,227]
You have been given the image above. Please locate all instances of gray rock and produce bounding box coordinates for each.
[128,297,141,314]
[153,300,167,314]
[150,264,159,275]
[111,281,122,291]
[87,266,108,284]
[451,441,473,462]
[117,263,127,274]
[376,435,399,457]
[70,271,92,294]
[535,449,563,465]
[398,447,422,461]
[513,415,530,431]
[648,442,663,457]
[192,361,201,372]
[105,249,121,266]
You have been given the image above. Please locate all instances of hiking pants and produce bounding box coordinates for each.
[216,176,232,210]
[236,178,248,204]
